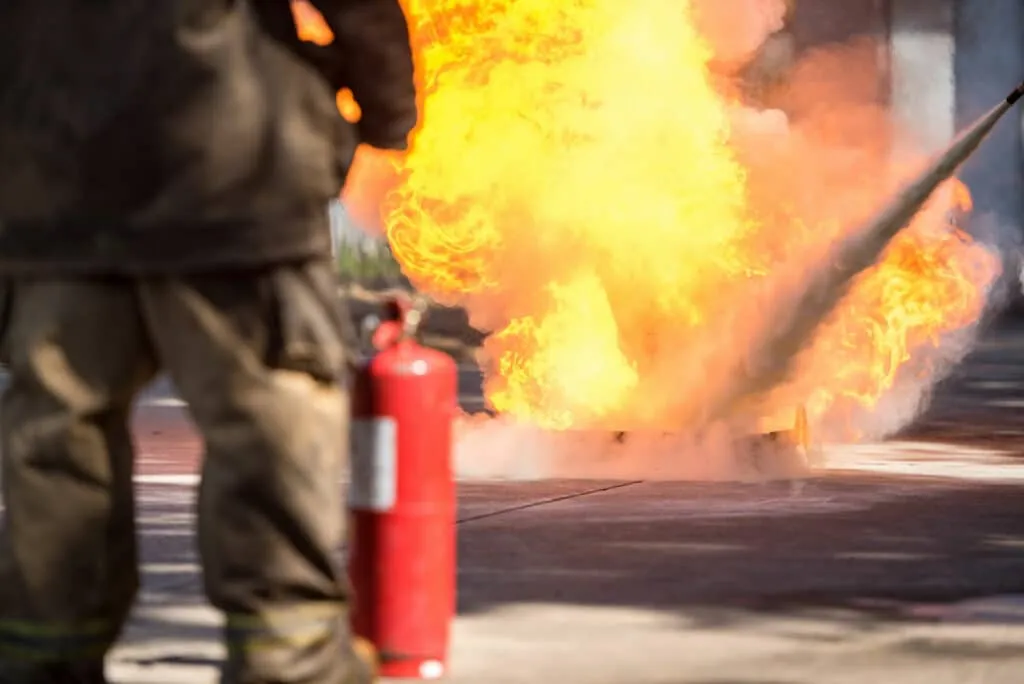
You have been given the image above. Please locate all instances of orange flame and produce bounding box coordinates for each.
[771,179,995,431]
[289,3,362,123]
[291,1,333,45]
[293,0,999,435]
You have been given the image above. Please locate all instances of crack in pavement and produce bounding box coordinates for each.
[456,480,645,525]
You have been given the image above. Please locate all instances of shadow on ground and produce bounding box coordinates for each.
[122,474,1024,658]
[897,313,1024,451]
[454,477,1024,619]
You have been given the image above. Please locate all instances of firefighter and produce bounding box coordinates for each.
[0,1,415,682]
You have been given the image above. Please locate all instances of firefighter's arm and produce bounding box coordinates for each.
[307,0,418,151]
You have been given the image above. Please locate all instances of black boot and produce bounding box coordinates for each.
[0,659,107,684]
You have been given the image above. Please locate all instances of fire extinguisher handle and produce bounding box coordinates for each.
[402,294,430,338]
[360,313,382,350]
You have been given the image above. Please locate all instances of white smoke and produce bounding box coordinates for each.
[453,412,809,481]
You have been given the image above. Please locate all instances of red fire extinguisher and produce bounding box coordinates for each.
[348,295,458,679]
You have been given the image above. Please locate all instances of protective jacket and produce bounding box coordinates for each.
[0,0,416,273]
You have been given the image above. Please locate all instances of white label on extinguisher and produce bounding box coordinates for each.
[348,417,398,511]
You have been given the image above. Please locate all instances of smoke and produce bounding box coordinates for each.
[453,412,809,481]
[666,25,1011,448]
[722,98,1011,432]
[341,147,401,235]
[690,0,791,73]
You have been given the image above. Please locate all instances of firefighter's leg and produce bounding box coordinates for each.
[138,262,372,684]
[0,279,156,682]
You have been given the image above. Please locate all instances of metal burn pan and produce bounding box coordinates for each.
[609,405,812,474]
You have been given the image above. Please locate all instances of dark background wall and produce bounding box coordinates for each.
[954,0,1024,236]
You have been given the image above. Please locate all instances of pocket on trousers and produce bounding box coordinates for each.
[269,261,351,384]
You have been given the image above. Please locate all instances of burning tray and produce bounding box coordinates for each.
[609,405,813,475]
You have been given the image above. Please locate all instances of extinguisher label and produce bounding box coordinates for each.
[348,417,398,511]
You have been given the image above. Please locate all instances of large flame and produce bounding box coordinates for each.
[293,0,1000,436]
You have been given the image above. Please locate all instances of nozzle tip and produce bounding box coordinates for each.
[1007,81,1024,105]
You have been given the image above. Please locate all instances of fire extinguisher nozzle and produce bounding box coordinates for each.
[1007,81,1024,105]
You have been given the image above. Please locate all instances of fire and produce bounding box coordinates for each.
[387,0,771,430]
[771,181,995,430]
[288,3,362,122]
[292,1,1000,436]
[291,1,332,45]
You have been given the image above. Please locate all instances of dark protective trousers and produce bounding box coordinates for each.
[0,261,372,684]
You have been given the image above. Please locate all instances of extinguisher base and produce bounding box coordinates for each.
[379,656,447,680]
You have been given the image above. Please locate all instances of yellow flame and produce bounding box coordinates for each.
[484,273,639,428]
[385,0,769,429]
